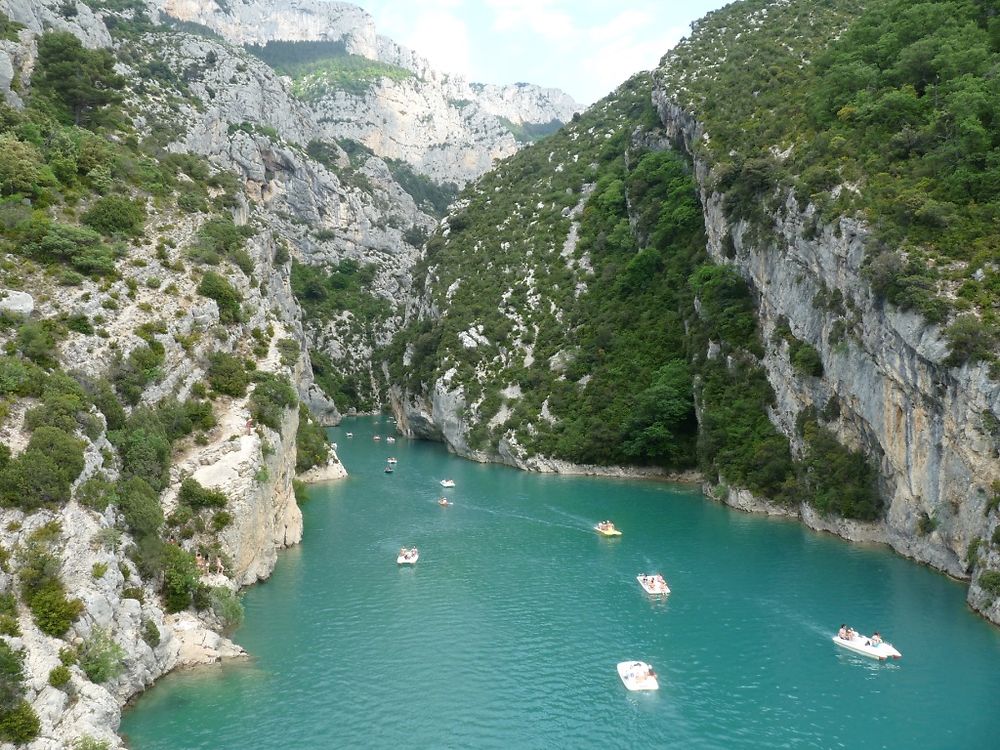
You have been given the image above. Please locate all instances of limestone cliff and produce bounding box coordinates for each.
[157,0,580,185]
[651,73,1000,620]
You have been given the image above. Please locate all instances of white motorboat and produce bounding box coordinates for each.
[373,435,381,442]
[636,574,670,595]
[594,521,622,537]
[440,479,456,488]
[396,548,419,565]
[438,497,452,507]
[832,632,901,660]
[345,432,353,438]
[387,457,398,464]
[386,436,396,444]
[617,661,659,691]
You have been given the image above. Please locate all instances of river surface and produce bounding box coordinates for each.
[122,416,1000,749]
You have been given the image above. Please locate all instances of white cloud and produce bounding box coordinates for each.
[578,22,687,103]
[485,0,576,42]
[403,11,473,76]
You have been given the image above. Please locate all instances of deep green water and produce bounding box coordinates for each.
[122,416,1000,749]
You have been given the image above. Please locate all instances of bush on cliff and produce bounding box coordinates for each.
[197,271,242,325]
[249,372,297,430]
[206,351,250,397]
[177,478,228,510]
[77,627,125,684]
[295,404,329,472]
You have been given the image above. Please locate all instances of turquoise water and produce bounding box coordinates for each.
[122,416,1000,749]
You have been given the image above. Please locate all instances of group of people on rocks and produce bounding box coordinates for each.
[195,552,225,575]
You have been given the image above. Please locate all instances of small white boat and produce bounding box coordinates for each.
[373,436,381,442]
[595,521,622,537]
[386,436,396,444]
[637,574,670,595]
[832,632,901,661]
[345,432,353,438]
[387,457,398,464]
[617,661,659,691]
[396,548,419,565]
[440,479,456,488]
[438,497,452,507]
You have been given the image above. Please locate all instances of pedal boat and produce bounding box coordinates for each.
[832,633,901,660]
[595,523,622,537]
[386,457,398,464]
[438,498,452,507]
[617,661,659,691]
[386,436,396,444]
[396,548,419,565]
[637,574,670,595]
[440,479,456,488]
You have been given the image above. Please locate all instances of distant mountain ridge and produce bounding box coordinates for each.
[160,0,581,184]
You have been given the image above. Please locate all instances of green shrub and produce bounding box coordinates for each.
[188,216,249,266]
[161,544,199,613]
[91,562,108,578]
[276,337,299,367]
[48,664,71,689]
[78,475,115,512]
[73,737,111,750]
[141,619,160,648]
[177,478,228,510]
[295,404,328,472]
[82,195,145,236]
[0,426,85,510]
[121,586,144,603]
[0,639,24,712]
[210,510,232,532]
[249,372,296,429]
[15,320,60,367]
[790,340,824,377]
[29,581,84,637]
[110,340,165,405]
[32,31,124,127]
[77,627,125,683]
[0,699,40,744]
[197,271,242,324]
[209,586,243,631]
[979,570,1000,598]
[206,351,249,396]
[115,477,163,536]
[292,479,308,505]
[802,421,881,520]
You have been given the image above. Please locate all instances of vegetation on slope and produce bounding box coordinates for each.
[657,0,1000,372]
[0,17,324,735]
[246,40,414,99]
[388,72,881,518]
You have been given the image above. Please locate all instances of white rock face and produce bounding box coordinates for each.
[161,0,378,53]
[0,289,33,316]
[153,0,580,185]
[0,0,112,48]
[652,87,1000,619]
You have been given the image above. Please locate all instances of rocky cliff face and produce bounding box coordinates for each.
[157,0,580,186]
[652,86,1000,620]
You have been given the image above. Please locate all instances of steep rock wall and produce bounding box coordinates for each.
[155,0,579,186]
[652,91,1000,619]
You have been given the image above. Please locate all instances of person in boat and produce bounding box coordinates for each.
[871,632,882,645]
[838,624,849,640]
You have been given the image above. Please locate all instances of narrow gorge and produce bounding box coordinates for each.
[0,0,995,747]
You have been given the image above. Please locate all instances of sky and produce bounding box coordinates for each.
[354,0,731,105]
